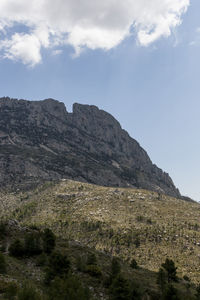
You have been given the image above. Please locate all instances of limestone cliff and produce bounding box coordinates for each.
[0,97,180,197]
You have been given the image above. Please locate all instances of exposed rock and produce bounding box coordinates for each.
[0,97,180,197]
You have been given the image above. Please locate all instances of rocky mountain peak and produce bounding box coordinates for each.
[0,97,180,198]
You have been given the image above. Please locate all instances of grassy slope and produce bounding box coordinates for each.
[1,179,200,285]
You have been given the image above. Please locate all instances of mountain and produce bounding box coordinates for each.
[0,179,199,299]
[0,97,180,197]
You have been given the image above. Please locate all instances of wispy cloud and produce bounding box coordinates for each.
[189,27,200,46]
[0,0,190,66]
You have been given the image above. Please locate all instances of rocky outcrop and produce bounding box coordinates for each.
[0,97,180,197]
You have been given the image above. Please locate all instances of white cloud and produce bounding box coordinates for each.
[189,27,200,46]
[52,49,63,56]
[0,33,42,66]
[0,0,190,66]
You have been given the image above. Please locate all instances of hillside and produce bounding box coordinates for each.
[0,97,180,197]
[1,179,199,284]
[0,217,196,300]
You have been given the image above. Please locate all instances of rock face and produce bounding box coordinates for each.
[0,97,180,197]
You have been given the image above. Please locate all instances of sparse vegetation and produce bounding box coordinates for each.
[0,179,199,299]
[0,253,6,274]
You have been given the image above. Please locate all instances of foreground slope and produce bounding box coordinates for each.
[0,97,179,197]
[1,180,199,283]
[0,217,196,300]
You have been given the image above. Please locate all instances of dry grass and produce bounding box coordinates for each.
[1,179,200,283]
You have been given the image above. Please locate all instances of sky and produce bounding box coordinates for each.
[0,0,199,200]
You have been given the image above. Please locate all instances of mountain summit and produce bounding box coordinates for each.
[0,97,180,197]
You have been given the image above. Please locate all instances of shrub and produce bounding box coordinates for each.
[9,239,24,258]
[157,268,167,292]
[86,253,97,266]
[0,221,7,239]
[109,274,130,300]
[136,216,144,222]
[0,279,9,293]
[42,228,56,254]
[45,251,70,284]
[36,253,47,267]
[17,282,42,300]
[85,265,102,278]
[163,284,179,300]
[24,233,42,256]
[134,237,140,248]
[183,275,190,282]
[76,255,86,272]
[161,259,178,283]
[4,283,18,300]
[111,257,121,278]
[196,284,200,300]
[0,253,6,274]
[48,276,91,300]
[130,259,138,269]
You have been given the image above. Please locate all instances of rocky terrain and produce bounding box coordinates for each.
[0,97,180,197]
[0,179,200,286]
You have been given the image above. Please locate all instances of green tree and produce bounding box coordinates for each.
[86,253,97,266]
[48,276,91,300]
[17,282,42,300]
[45,251,70,284]
[0,221,6,240]
[4,283,18,300]
[76,255,86,272]
[196,284,200,300]
[162,259,178,283]
[130,259,138,269]
[24,233,42,256]
[163,284,179,300]
[109,274,130,300]
[0,252,6,274]
[85,265,102,278]
[42,228,56,254]
[134,237,140,248]
[9,239,24,258]
[129,281,142,300]
[157,268,167,292]
[111,257,121,278]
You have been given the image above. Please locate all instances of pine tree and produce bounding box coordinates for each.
[161,258,178,282]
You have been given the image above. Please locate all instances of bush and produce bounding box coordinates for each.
[0,253,6,274]
[36,253,47,267]
[48,276,91,300]
[76,255,86,272]
[109,274,130,300]
[0,221,7,239]
[183,275,190,282]
[24,233,42,256]
[86,253,97,266]
[163,284,179,300]
[196,284,200,300]
[85,265,102,278]
[130,259,138,269]
[111,257,121,278]
[17,283,42,300]
[9,239,24,258]
[134,237,140,248]
[45,251,70,284]
[4,283,18,300]
[0,279,9,293]
[157,268,167,292]
[161,259,178,283]
[129,282,142,300]
[42,229,56,254]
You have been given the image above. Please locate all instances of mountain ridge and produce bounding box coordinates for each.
[0,97,180,198]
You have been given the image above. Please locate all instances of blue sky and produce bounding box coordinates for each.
[0,0,199,200]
